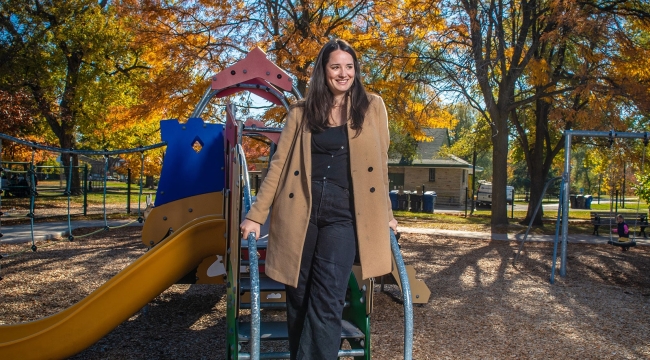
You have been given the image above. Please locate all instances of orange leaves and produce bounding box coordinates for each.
[242,136,270,170]
[527,58,551,87]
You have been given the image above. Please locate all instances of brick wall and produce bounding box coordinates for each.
[389,166,468,205]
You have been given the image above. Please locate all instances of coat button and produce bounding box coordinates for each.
[370,187,375,193]
[368,167,373,172]
[294,170,299,176]
[289,193,294,198]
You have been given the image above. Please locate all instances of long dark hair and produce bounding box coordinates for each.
[298,39,370,136]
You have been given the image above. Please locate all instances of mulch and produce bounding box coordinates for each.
[1,227,649,359]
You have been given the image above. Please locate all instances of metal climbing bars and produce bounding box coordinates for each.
[0,133,166,156]
[0,135,159,252]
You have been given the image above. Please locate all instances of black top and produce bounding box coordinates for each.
[618,221,629,238]
[311,124,351,190]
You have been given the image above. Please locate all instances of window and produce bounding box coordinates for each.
[429,168,436,182]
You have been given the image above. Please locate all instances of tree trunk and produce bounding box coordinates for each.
[145,175,155,189]
[521,97,565,226]
[59,135,82,196]
[522,99,550,226]
[525,160,547,226]
[491,112,509,231]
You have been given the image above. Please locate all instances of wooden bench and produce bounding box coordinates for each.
[590,211,648,238]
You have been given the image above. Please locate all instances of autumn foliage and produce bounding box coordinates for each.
[1,0,649,224]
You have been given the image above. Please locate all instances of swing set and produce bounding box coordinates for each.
[515,129,648,283]
[601,134,648,250]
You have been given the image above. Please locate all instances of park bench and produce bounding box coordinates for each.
[590,211,648,238]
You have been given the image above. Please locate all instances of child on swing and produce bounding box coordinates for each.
[613,214,631,251]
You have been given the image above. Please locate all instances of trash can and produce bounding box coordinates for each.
[410,194,423,212]
[570,195,577,208]
[584,195,593,209]
[423,191,437,212]
[576,195,585,209]
[397,193,409,211]
[389,190,399,210]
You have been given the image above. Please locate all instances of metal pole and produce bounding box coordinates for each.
[127,168,131,214]
[83,164,88,216]
[471,149,477,214]
[390,229,413,360]
[550,186,565,284]
[560,133,572,277]
[103,155,108,229]
[565,130,650,139]
[0,132,166,156]
[138,152,145,221]
[66,155,74,240]
[247,233,261,360]
[464,187,468,217]
[28,149,36,250]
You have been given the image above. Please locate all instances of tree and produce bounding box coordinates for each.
[0,0,149,193]
[510,1,650,224]
[420,0,552,230]
[440,104,493,183]
[420,0,650,230]
[122,0,453,154]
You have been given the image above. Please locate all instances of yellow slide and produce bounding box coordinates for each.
[0,215,226,360]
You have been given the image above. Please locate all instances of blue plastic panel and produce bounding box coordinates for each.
[155,118,225,207]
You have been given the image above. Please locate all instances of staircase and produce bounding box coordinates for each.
[229,235,373,359]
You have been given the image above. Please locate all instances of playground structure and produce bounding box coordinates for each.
[0,48,428,359]
[515,130,648,284]
[0,136,163,248]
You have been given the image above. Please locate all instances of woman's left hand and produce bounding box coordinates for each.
[389,218,398,234]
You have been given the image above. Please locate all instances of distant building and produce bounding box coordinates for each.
[388,128,478,205]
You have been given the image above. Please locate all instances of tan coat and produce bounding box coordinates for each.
[246,93,394,287]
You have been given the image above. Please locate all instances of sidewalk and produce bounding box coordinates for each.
[0,220,143,245]
[399,226,650,246]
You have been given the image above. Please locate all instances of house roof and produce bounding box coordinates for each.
[388,128,478,170]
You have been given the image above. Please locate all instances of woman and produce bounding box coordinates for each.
[240,39,397,359]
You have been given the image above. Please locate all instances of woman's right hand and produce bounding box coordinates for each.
[240,218,261,240]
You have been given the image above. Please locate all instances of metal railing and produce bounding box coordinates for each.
[390,229,414,360]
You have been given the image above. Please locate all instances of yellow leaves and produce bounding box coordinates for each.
[527,58,551,86]
[260,106,288,126]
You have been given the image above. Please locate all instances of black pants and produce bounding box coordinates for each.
[285,180,357,360]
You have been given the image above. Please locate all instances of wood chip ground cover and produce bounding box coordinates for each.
[1,228,648,359]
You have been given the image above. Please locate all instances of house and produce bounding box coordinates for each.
[388,129,477,205]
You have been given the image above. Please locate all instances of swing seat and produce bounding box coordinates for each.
[607,239,637,247]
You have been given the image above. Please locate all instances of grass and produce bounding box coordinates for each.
[1,180,155,225]
[4,181,648,236]
[393,198,650,235]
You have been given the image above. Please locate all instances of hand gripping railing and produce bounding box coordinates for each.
[390,229,413,360]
